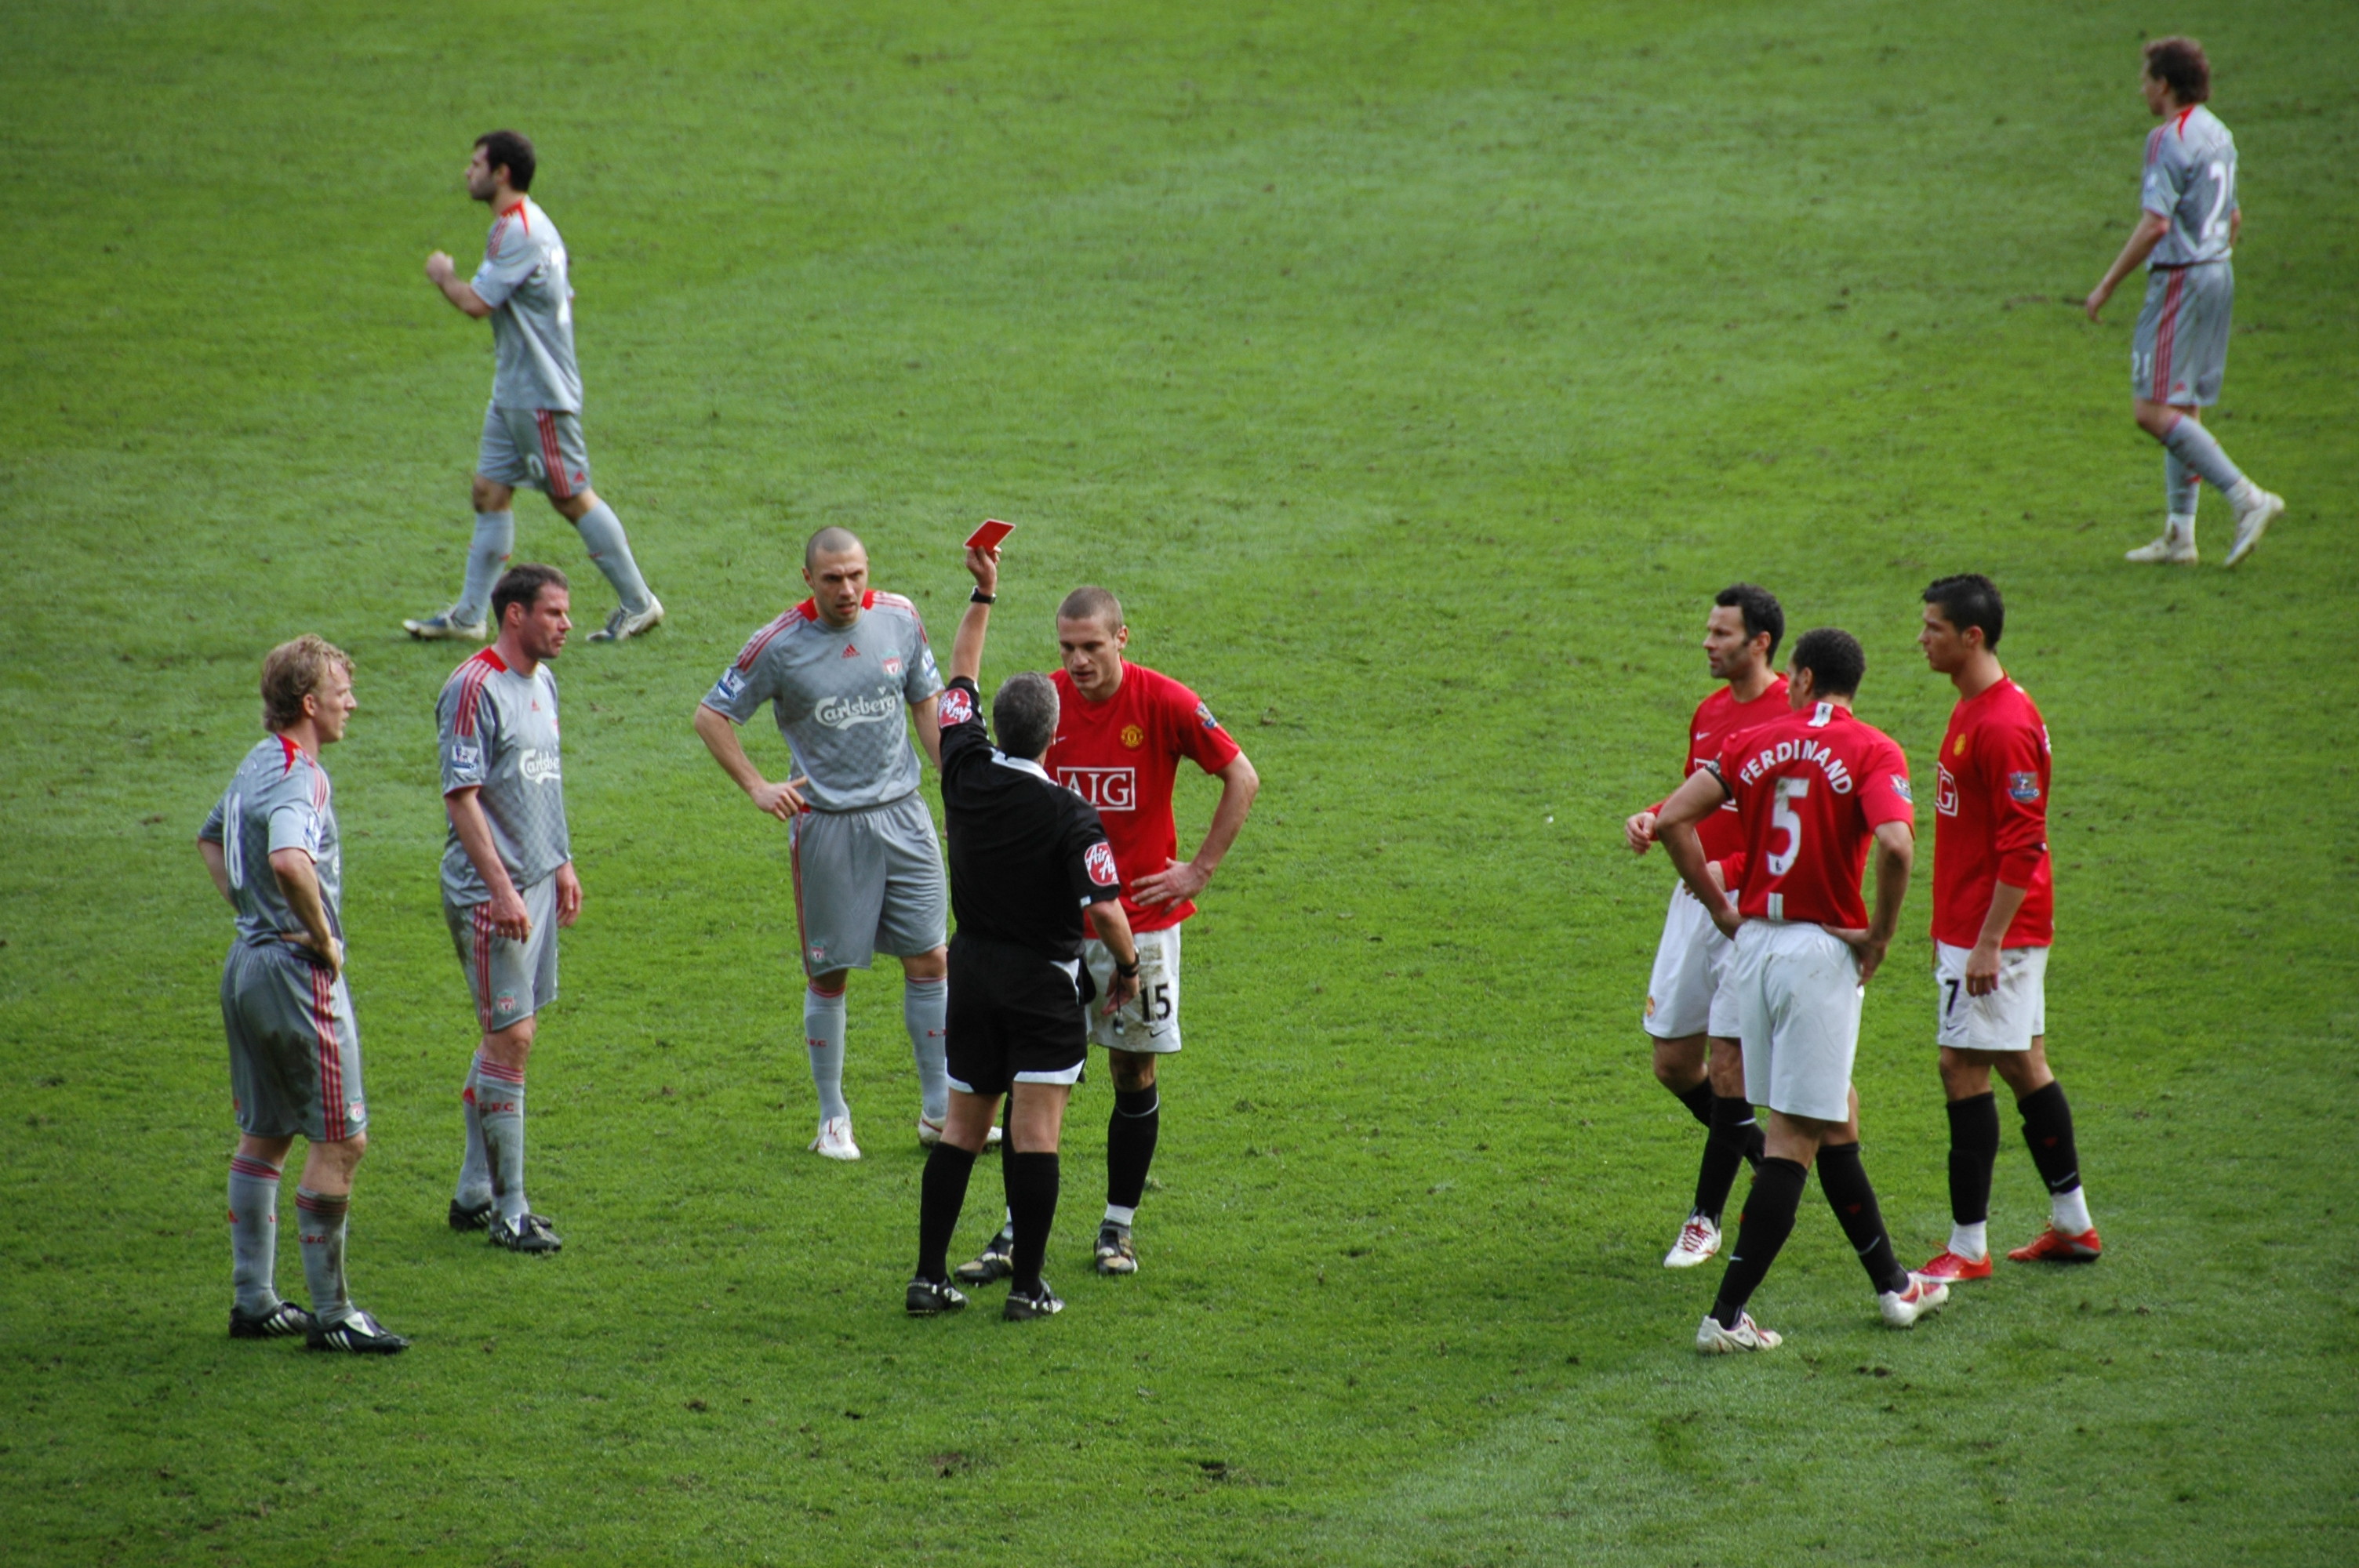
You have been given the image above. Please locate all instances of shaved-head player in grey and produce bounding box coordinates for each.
[438,564,583,1256]
[409,129,666,644]
[695,527,953,1162]
[2084,38,2284,567]
[198,636,407,1352]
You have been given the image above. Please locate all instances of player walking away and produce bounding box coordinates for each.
[2085,38,2284,568]
[907,540,1140,1321]
[696,528,952,1160]
[1624,586,1786,1269]
[439,565,583,1255]
[954,583,1257,1284]
[198,636,407,1353]
[1655,629,1950,1353]
[407,130,664,644]
[1914,576,2099,1283]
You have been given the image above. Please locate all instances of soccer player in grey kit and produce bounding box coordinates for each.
[439,564,583,1254]
[408,130,665,644]
[695,527,952,1161]
[198,635,408,1352]
[2085,38,2284,568]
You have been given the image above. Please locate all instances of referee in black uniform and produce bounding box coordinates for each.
[907,539,1140,1321]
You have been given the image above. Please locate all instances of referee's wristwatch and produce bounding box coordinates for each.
[969,588,996,604]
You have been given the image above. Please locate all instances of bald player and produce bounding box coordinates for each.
[696,528,951,1160]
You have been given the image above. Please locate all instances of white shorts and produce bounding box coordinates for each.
[1643,884,1739,1040]
[1933,941,2048,1053]
[1082,925,1182,1054]
[1731,920,1863,1123]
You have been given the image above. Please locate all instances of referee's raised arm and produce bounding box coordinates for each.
[949,543,1000,684]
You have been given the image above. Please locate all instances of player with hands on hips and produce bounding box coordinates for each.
[907,538,1140,1322]
[1654,628,1949,1353]
[438,565,583,1257]
[199,636,407,1352]
[1914,575,2099,1283]
[694,528,953,1160]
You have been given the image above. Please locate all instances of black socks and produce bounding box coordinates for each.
[916,1143,976,1283]
[1711,1156,1806,1329]
[1817,1142,1910,1296]
[1107,1086,1161,1212]
[2017,1081,2083,1196]
[1673,1078,1715,1129]
[1693,1095,1758,1223]
[1946,1091,2001,1226]
[1004,1151,1060,1294]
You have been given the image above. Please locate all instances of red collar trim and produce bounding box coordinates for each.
[278,733,302,773]
[795,590,875,623]
[478,648,510,672]
[2175,106,2197,134]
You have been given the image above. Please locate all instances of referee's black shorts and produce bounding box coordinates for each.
[945,931,1089,1098]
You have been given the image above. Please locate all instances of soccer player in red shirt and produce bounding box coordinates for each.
[1915,575,2099,1281]
[1623,586,1787,1269]
[1656,629,1950,1352]
[955,586,1258,1283]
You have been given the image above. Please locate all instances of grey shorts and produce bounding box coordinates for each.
[790,793,947,978]
[444,875,561,1033]
[477,402,591,499]
[222,939,368,1142]
[2132,262,2232,407]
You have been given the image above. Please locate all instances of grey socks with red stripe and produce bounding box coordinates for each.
[456,510,514,625]
[904,977,949,1125]
[229,1153,284,1313]
[2161,414,2247,497]
[804,985,849,1123]
[294,1187,351,1326]
[474,1057,530,1223]
[572,500,652,616]
[455,1049,493,1211]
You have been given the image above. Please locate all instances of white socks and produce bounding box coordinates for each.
[2052,1185,2093,1236]
[1948,1221,1989,1262]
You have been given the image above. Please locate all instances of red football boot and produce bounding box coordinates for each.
[1918,1249,1994,1283]
[2007,1225,2102,1263]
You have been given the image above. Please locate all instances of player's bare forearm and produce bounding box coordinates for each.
[1974,880,2029,951]
[2086,213,2169,318]
[267,847,342,976]
[425,252,493,318]
[1653,768,1728,834]
[1659,820,1738,934]
[1086,899,1141,1014]
[444,788,521,906]
[1191,753,1259,876]
[950,543,1000,684]
[913,693,943,771]
[1866,822,1914,945]
[695,704,765,793]
[198,837,234,908]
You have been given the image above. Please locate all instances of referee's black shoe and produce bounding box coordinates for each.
[1003,1281,1065,1321]
[905,1277,969,1316]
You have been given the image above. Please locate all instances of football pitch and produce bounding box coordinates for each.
[3,0,2355,1561]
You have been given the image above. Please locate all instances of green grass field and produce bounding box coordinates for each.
[4,1,2355,1562]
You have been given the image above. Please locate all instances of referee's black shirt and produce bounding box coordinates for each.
[937,677,1121,960]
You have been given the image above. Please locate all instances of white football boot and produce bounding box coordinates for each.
[1696,1312,1782,1354]
[810,1115,862,1161]
[2124,533,2197,564]
[2224,487,2285,568]
[1663,1212,1722,1269]
[1878,1273,1951,1328]
[589,595,666,642]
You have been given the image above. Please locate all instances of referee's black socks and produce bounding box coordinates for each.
[1107,1086,1161,1215]
[1710,1156,1806,1330]
[1816,1142,1910,1296]
[1004,1151,1060,1294]
[916,1143,978,1283]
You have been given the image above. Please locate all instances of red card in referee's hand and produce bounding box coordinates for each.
[965,519,1014,550]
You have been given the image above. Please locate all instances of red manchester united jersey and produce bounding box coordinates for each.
[1047,662,1242,934]
[1932,677,2053,949]
[1654,675,1790,862]
[1716,702,1914,930]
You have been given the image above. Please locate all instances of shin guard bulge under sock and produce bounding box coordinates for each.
[227,1154,284,1313]
[475,1057,529,1222]
[1693,1096,1755,1223]
[456,510,514,622]
[1673,1078,1715,1129]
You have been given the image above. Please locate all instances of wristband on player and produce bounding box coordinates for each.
[969,589,996,604]
[1114,957,1140,978]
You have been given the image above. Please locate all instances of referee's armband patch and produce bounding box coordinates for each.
[939,687,976,728]
[1085,840,1120,887]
